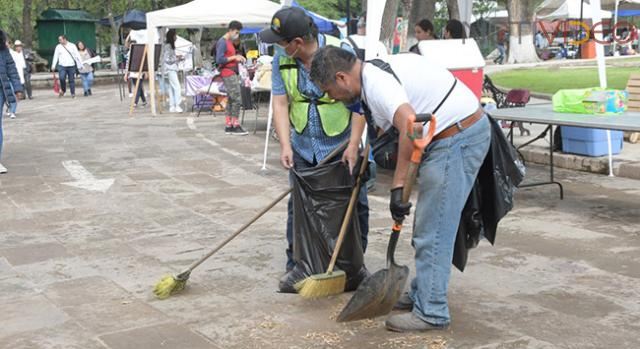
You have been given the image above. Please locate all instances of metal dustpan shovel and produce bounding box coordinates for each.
[337,114,436,322]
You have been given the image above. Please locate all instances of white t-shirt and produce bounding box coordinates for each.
[361,53,479,136]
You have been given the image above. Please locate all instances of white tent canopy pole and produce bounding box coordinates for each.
[590,0,615,177]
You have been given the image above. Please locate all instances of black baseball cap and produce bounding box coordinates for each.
[259,7,313,43]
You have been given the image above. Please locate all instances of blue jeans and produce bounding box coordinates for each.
[58,65,77,95]
[80,72,94,93]
[409,114,491,326]
[285,150,370,271]
[166,70,181,108]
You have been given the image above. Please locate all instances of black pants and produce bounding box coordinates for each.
[23,70,32,98]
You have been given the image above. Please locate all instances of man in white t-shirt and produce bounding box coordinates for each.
[310,47,491,332]
[50,35,82,98]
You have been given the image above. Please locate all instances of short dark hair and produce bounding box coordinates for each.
[416,19,434,34]
[310,46,357,87]
[445,19,466,39]
[229,20,243,31]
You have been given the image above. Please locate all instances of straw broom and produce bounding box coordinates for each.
[295,144,370,299]
[153,141,349,300]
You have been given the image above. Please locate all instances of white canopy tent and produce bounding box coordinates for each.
[536,0,612,19]
[145,0,282,115]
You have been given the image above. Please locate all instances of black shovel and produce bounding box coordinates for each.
[337,114,436,322]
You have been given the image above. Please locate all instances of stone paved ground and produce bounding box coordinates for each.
[1,87,639,349]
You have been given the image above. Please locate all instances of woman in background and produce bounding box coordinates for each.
[77,41,94,96]
[163,29,184,113]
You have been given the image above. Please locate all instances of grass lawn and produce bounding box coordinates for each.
[490,66,638,95]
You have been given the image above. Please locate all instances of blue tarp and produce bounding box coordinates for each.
[241,27,262,34]
[618,9,640,16]
[291,1,338,33]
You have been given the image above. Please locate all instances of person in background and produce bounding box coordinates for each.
[0,29,24,173]
[444,19,466,39]
[6,39,24,119]
[76,41,94,97]
[163,29,184,113]
[409,19,436,54]
[494,28,507,65]
[124,40,147,107]
[216,20,248,135]
[51,35,81,98]
[14,40,32,99]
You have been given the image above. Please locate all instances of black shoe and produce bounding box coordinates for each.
[393,292,414,311]
[84,92,88,97]
[224,126,234,134]
[71,94,76,99]
[230,125,248,136]
[88,89,92,96]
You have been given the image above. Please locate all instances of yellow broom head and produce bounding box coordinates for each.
[153,275,187,299]
[294,270,346,299]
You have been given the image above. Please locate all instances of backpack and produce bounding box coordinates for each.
[362,58,456,169]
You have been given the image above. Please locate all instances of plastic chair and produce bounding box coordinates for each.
[483,75,531,136]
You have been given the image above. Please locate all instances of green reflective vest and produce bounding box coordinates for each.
[279,35,350,137]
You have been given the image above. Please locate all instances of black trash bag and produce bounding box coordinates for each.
[452,116,525,271]
[481,116,525,243]
[279,161,368,293]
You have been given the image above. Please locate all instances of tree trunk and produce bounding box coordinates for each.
[127,0,135,10]
[106,0,119,71]
[447,0,460,20]
[407,0,436,47]
[152,0,160,10]
[22,0,33,47]
[506,0,539,64]
[380,0,399,49]
[189,28,203,68]
[62,0,70,8]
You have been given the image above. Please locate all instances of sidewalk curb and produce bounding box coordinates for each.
[518,145,640,180]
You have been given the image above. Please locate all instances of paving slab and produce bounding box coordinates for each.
[0,86,638,348]
[98,323,219,349]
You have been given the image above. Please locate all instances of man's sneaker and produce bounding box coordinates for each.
[129,93,133,98]
[0,163,7,174]
[393,292,414,311]
[385,313,448,333]
[84,91,88,97]
[224,126,234,134]
[88,89,92,96]
[230,125,249,136]
[59,92,64,98]
[169,107,176,113]
[175,106,184,113]
[9,113,16,119]
[71,94,76,99]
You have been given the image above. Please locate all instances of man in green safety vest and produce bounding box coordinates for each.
[259,7,369,284]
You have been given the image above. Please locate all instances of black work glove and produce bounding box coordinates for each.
[389,187,412,222]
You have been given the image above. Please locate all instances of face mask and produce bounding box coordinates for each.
[231,33,240,40]
[276,41,299,58]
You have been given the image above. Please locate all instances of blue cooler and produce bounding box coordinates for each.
[561,126,623,157]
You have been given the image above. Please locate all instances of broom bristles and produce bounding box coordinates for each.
[294,271,346,299]
[153,274,188,299]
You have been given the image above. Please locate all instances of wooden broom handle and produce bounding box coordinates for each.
[326,144,370,274]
